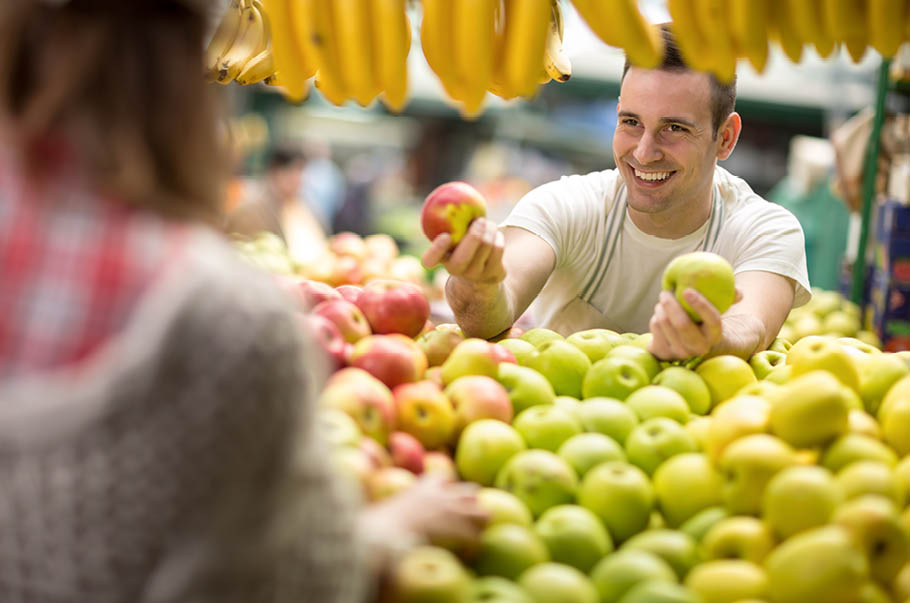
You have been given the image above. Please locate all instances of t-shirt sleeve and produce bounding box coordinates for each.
[501,172,613,269]
[728,199,812,308]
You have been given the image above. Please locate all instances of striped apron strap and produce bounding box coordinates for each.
[700,183,724,251]
[579,184,628,305]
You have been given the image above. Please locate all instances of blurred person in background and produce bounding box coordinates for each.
[300,139,346,233]
[0,1,484,602]
[424,24,810,362]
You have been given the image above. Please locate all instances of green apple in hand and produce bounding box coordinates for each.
[662,251,736,322]
[590,550,678,603]
[534,505,613,573]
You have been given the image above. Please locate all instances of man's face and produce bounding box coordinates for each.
[613,68,728,221]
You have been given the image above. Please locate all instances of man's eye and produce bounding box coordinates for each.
[668,124,688,133]
[622,118,639,126]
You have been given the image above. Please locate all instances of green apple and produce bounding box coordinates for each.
[895,561,910,602]
[512,405,582,452]
[848,408,882,439]
[823,309,861,336]
[495,449,578,517]
[652,366,712,416]
[442,338,515,385]
[704,395,770,462]
[765,525,868,603]
[695,355,757,409]
[662,251,736,322]
[821,433,899,473]
[534,504,613,572]
[701,516,775,563]
[652,453,722,528]
[836,460,903,505]
[391,546,473,603]
[854,352,908,415]
[519,328,564,349]
[606,345,661,380]
[684,560,769,603]
[833,494,910,584]
[621,529,700,580]
[625,417,697,476]
[736,380,781,399]
[624,385,690,424]
[786,335,861,392]
[856,581,893,603]
[616,581,702,603]
[763,363,793,384]
[630,332,654,350]
[476,487,533,527]
[678,506,730,542]
[516,563,599,603]
[896,455,910,508]
[567,328,624,363]
[718,433,797,515]
[749,350,787,380]
[469,577,534,603]
[578,461,654,543]
[878,375,910,456]
[527,340,592,398]
[838,335,882,355]
[575,397,639,445]
[590,550,677,603]
[557,432,626,477]
[768,336,792,354]
[456,419,527,486]
[768,370,850,448]
[553,395,583,420]
[762,465,842,539]
[317,408,362,448]
[497,338,538,367]
[417,325,466,367]
[496,363,555,414]
[683,416,711,452]
[583,357,650,400]
[474,523,550,580]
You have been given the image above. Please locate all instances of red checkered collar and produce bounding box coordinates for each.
[0,144,189,377]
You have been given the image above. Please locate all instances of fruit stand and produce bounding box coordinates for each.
[214,2,910,603]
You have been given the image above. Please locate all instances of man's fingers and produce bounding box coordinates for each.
[483,230,506,282]
[421,233,452,269]
[462,221,496,280]
[682,289,723,345]
[446,219,487,274]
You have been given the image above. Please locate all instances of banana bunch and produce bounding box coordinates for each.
[420,0,571,117]
[204,0,277,86]
[571,0,664,69]
[260,0,411,110]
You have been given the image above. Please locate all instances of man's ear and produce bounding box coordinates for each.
[716,112,742,160]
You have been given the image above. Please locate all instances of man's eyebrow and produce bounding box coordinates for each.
[617,111,698,130]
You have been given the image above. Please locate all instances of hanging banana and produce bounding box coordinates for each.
[335,0,380,106]
[605,0,664,69]
[422,0,468,103]
[729,0,770,73]
[694,0,736,82]
[454,0,498,116]
[769,0,805,63]
[372,0,411,112]
[667,0,714,72]
[214,0,268,84]
[824,0,868,62]
[571,0,624,48]
[867,0,906,57]
[499,0,551,98]
[304,0,349,105]
[788,0,836,57]
[261,0,312,101]
[204,0,244,81]
[544,1,571,82]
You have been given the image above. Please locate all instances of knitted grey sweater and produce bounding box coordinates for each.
[0,229,367,603]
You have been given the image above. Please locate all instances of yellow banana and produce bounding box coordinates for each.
[499,0,550,98]
[788,0,836,56]
[304,0,348,105]
[868,0,906,57]
[769,0,804,63]
[729,0,770,72]
[571,0,624,47]
[372,0,411,112]
[824,0,868,62]
[422,0,468,103]
[453,0,497,116]
[261,0,311,102]
[489,0,515,99]
[215,0,268,83]
[543,3,571,82]
[334,0,379,106]
[204,0,244,81]
[694,0,737,82]
[667,0,714,72]
[603,0,663,69]
[235,47,275,84]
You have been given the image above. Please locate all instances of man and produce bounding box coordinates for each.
[422,25,810,361]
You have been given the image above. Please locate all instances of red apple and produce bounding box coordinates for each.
[295,278,342,310]
[330,231,368,260]
[319,367,397,445]
[445,375,514,435]
[422,451,458,481]
[336,284,363,304]
[327,254,364,287]
[350,334,428,389]
[421,181,488,244]
[301,313,347,370]
[393,380,457,450]
[312,299,372,344]
[417,324,467,367]
[389,431,426,474]
[440,338,518,385]
[365,233,400,261]
[355,279,431,338]
[359,435,393,469]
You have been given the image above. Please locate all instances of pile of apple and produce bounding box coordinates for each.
[779,287,880,347]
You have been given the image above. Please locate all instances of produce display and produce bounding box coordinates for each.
[232,184,910,603]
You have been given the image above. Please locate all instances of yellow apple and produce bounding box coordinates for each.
[516,562,599,603]
[833,495,910,584]
[652,453,723,528]
[848,409,882,439]
[836,460,903,505]
[786,335,860,392]
[390,546,472,603]
[768,371,850,448]
[821,433,898,472]
[684,560,769,603]
[762,465,842,539]
[696,355,757,409]
[718,434,797,515]
[878,375,910,456]
[702,516,775,564]
[855,352,908,414]
[653,366,712,415]
[705,395,770,461]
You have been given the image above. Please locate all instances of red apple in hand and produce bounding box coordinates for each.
[355,279,431,338]
[350,334,428,389]
[312,299,372,344]
[421,181,487,244]
[302,314,347,370]
[389,431,426,474]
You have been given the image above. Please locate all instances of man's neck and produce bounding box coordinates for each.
[627,181,714,239]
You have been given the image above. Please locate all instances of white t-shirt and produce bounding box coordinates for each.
[501,166,811,335]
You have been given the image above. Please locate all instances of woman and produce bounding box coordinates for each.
[0,2,483,601]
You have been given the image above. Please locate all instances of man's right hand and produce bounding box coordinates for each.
[421,218,506,285]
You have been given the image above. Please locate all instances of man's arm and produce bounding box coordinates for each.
[648,270,796,360]
[422,221,556,339]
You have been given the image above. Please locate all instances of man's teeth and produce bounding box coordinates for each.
[635,169,672,181]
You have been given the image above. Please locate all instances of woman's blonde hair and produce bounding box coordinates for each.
[0,1,227,222]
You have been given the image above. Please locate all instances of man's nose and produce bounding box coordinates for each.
[632,130,663,165]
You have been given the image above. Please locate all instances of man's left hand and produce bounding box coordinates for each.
[648,288,741,361]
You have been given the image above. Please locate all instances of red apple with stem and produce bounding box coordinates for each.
[421,181,488,244]
[355,279,431,338]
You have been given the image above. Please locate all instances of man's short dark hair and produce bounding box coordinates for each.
[621,23,736,137]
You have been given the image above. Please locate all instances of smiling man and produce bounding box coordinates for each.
[422,24,810,361]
